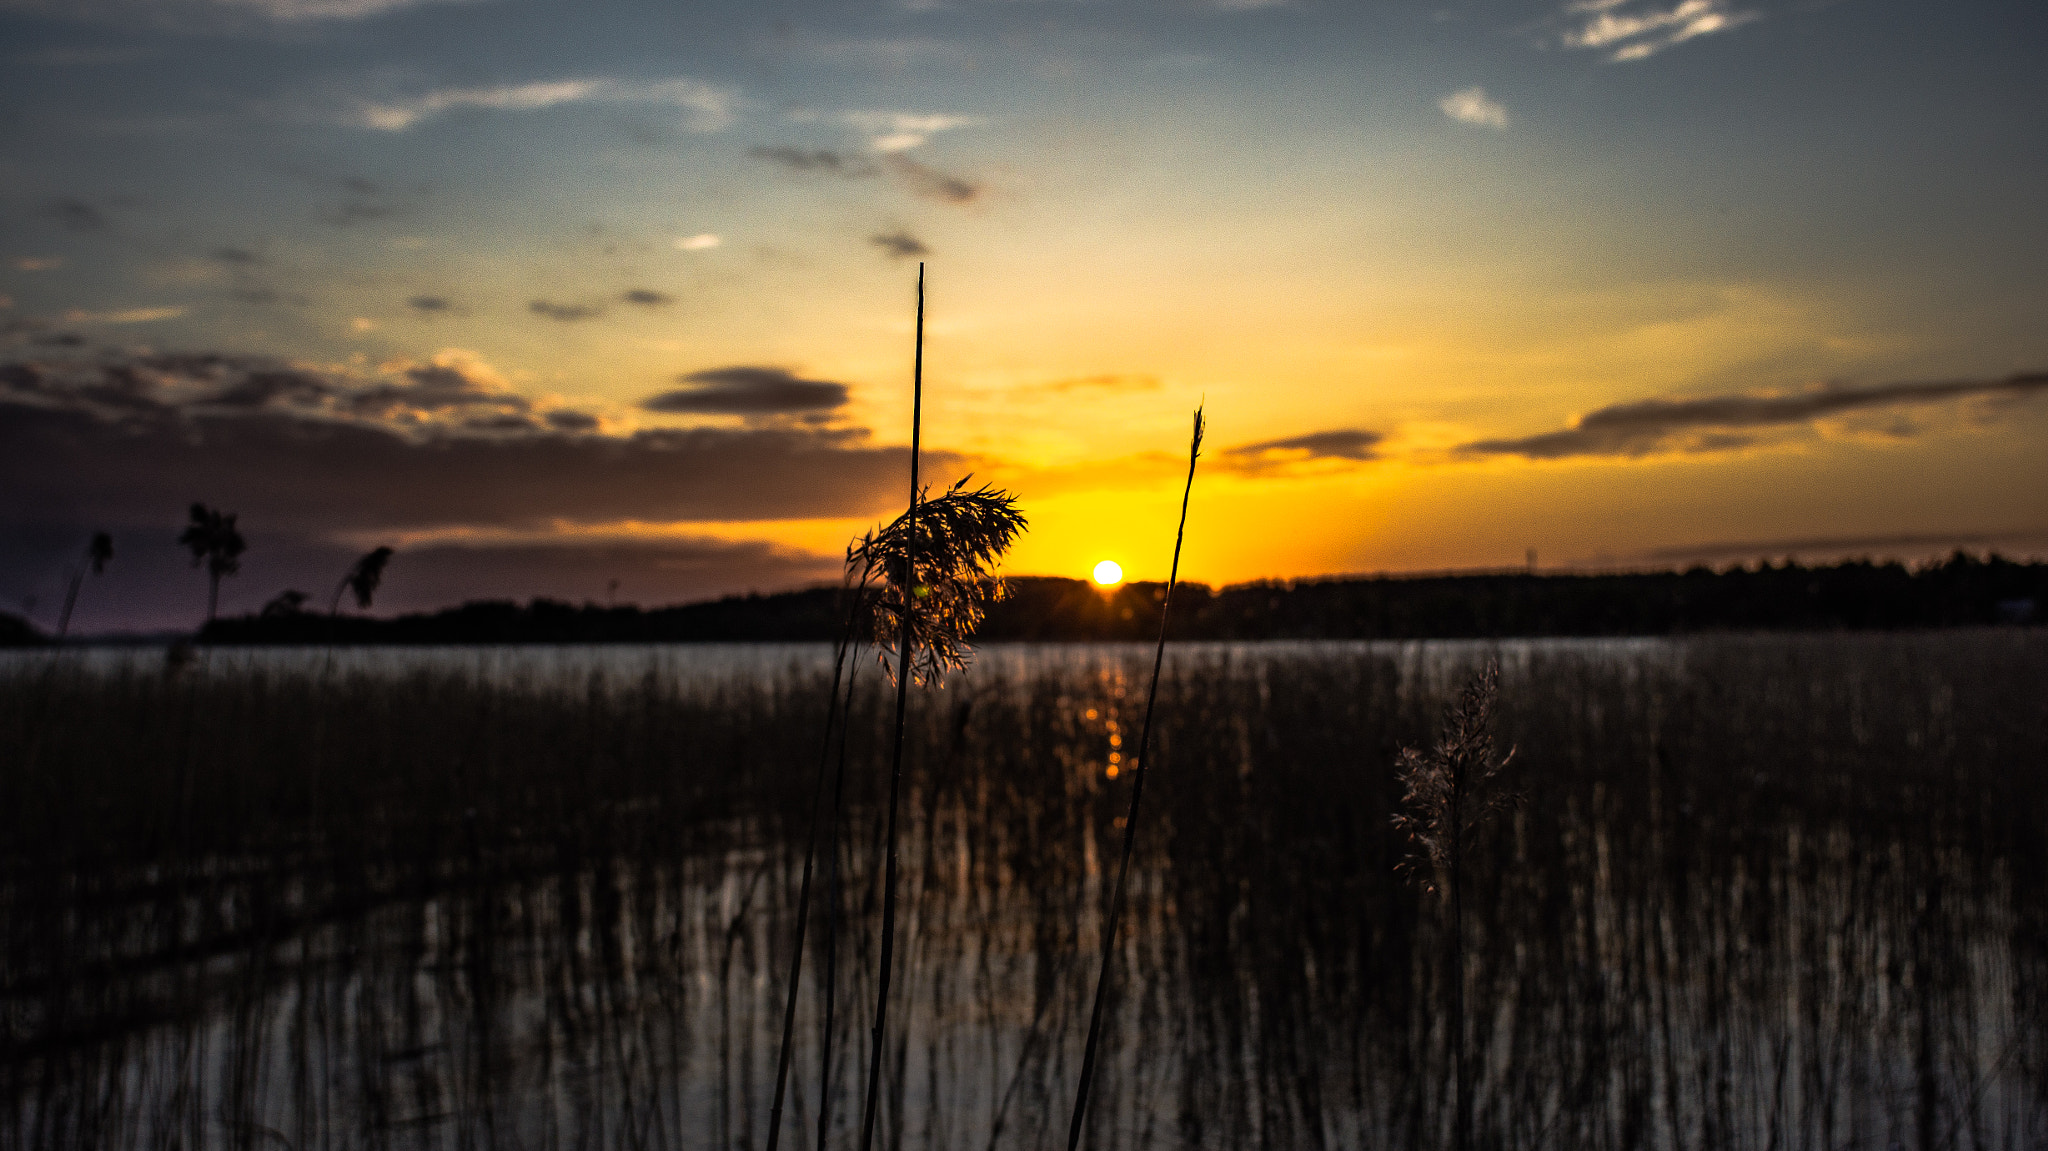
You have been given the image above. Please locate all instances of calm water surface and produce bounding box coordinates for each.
[4,634,2043,1150]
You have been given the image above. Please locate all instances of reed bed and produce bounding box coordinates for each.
[2,631,2044,1150]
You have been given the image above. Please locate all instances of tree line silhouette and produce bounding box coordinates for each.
[152,552,2046,646]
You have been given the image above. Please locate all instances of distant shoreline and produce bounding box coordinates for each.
[7,554,2040,648]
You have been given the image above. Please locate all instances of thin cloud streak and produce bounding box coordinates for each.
[643,365,852,414]
[354,77,735,132]
[748,146,879,177]
[843,110,981,152]
[884,155,981,203]
[1559,0,1759,62]
[529,300,603,322]
[1461,371,2048,460]
[870,230,930,259]
[1218,428,1384,475]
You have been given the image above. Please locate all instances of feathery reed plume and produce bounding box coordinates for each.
[55,531,112,640]
[178,504,245,626]
[331,546,395,614]
[847,477,1026,686]
[1067,405,1205,1151]
[767,453,1024,1150]
[1393,659,1518,1151]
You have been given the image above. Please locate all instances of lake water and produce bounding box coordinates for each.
[4,633,2043,1150]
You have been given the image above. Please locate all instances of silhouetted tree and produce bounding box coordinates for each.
[330,546,395,614]
[56,531,113,639]
[179,504,245,625]
[262,589,310,617]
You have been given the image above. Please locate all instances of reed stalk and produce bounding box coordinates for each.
[1066,405,1205,1151]
[815,661,860,1151]
[1393,659,1517,1151]
[55,532,112,640]
[857,261,927,1151]
[765,562,871,1151]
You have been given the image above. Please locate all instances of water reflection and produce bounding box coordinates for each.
[3,635,2043,1149]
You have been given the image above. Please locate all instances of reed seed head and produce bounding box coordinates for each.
[848,477,1026,686]
[1392,659,1521,895]
[344,546,396,610]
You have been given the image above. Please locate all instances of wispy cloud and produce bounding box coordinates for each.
[529,300,602,322]
[1438,86,1508,129]
[13,257,64,272]
[843,110,981,152]
[1559,0,1759,62]
[45,198,108,233]
[0,0,466,33]
[870,230,930,260]
[749,145,979,204]
[223,0,466,19]
[1218,429,1384,475]
[1028,373,1163,395]
[642,366,852,415]
[1460,371,2048,460]
[62,306,186,324]
[354,77,735,132]
[748,146,880,177]
[675,233,721,251]
[883,155,981,203]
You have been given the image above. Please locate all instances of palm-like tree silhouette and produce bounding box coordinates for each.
[330,546,395,614]
[56,531,113,639]
[178,504,245,625]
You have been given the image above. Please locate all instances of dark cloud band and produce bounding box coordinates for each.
[1,353,942,538]
[1462,371,2048,459]
[1219,428,1383,474]
[643,365,852,414]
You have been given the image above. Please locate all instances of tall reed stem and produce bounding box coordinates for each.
[1452,765,1467,1151]
[857,262,924,1151]
[816,664,859,1151]
[1066,406,1205,1151]
[764,615,858,1151]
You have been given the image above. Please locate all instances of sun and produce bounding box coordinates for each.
[1092,559,1124,586]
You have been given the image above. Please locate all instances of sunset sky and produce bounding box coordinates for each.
[4,0,2045,631]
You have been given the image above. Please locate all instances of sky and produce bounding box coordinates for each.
[3,0,2045,632]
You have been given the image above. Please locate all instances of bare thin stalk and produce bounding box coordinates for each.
[1066,405,1205,1151]
[57,533,109,639]
[816,661,860,1151]
[857,261,924,1151]
[765,608,860,1151]
[1452,761,1467,1151]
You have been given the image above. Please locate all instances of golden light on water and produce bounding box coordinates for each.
[1092,560,1124,586]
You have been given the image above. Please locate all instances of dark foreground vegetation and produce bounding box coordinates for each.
[6,550,2017,647]
[3,633,2044,1149]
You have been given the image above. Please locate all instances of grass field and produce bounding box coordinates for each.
[3,632,2045,1149]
